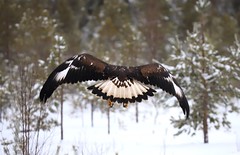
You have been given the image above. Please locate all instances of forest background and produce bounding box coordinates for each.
[0,0,240,154]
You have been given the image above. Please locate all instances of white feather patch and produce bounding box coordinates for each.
[133,82,143,95]
[95,78,149,99]
[54,67,70,81]
[54,56,78,82]
[164,76,183,97]
[172,82,183,97]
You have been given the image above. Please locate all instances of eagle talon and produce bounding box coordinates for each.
[123,103,128,108]
[108,99,113,107]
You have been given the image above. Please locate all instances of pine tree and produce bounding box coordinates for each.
[170,21,240,143]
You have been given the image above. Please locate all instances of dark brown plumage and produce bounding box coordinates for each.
[40,53,189,118]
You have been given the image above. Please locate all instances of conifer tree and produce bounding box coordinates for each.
[170,21,240,143]
[169,0,240,144]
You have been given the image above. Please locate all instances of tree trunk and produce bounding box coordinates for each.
[203,111,208,143]
[91,102,94,127]
[135,102,139,123]
[200,22,209,143]
[202,91,209,143]
[60,86,64,140]
[107,107,110,134]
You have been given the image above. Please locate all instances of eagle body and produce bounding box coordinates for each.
[40,53,189,118]
[88,65,156,104]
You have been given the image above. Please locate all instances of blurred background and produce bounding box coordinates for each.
[1,0,240,64]
[0,0,240,154]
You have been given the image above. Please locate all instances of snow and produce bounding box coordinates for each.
[1,100,240,155]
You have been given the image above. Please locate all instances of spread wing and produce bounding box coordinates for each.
[132,63,189,118]
[40,53,108,103]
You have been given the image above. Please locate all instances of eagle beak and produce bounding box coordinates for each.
[108,99,113,107]
[123,103,128,108]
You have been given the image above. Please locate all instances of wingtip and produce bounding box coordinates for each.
[39,94,47,103]
[39,88,48,103]
[179,95,190,119]
[184,107,190,120]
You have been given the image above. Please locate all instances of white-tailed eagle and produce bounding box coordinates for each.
[40,53,189,118]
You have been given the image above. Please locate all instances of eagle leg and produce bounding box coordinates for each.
[123,102,128,108]
[108,99,113,107]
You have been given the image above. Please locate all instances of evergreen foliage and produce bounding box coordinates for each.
[170,22,240,143]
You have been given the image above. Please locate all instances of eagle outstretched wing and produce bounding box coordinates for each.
[40,53,189,118]
[132,63,189,118]
[40,53,108,102]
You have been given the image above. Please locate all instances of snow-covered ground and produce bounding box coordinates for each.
[1,99,240,155]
